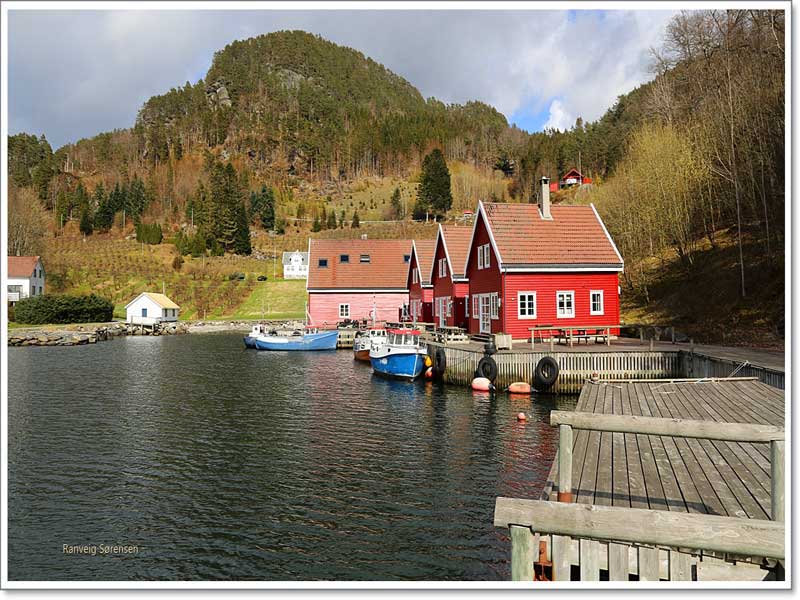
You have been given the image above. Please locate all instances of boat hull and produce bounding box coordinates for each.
[255,330,339,351]
[354,349,371,361]
[243,335,257,349]
[370,351,426,381]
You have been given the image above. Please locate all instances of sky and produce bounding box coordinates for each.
[7,8,677,149]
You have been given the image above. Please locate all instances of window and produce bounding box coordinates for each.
[404,254,411,263]
[556,291,575,318]
[142,307,148,318]
[518,292,537,319]
[490,293,499,319]
[446,299,452,317]
[8,285,21,294]
[472,295,479,318]
[465,295,469,317]
[339,304,350,318]
[439,258,447,278]
[590,290,604,315]
[477,247,484,270]
[477,244,491,270]
[412,269,418,285]
[360,254,371,263]
[340,254,350,263]
[318,258,328,268]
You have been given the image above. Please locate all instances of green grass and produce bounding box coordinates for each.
[228,279,307,320]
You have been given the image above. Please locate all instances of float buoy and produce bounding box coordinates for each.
[517,412,528,421]
[424,355,433,368]
[471,377,494,392]
[424,367,433,379]
[508,382,532,395]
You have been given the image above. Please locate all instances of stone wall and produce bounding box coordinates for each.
[8,321,189,347]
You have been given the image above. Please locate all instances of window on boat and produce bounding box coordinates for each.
[318,258,328,268]
[360,254,371,263]
[340,254,350,263]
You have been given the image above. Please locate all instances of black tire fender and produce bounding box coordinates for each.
[432,347,447,377]
[476,356,498,382]
[534,356,559,390]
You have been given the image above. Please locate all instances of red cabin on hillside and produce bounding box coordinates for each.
[430,224,472,329]
[465,181,623,340]
[406,239,436,323]
[559,168,593,188]
[307,239,413,327]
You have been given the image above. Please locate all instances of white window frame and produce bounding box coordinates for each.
[465,295,469,317]
[412,269,418,285]
[447,298,452,317]
[483,245,491,269]
[477,246,484,270]
[472,295,479,319]
[556,291,575,319]
[490,293,499,320]
[518,291,537,319]
[438,257,447,278]
[339,304,350,318]
[590,290,604,316]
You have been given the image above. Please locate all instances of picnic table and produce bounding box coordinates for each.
[529,325,617,349]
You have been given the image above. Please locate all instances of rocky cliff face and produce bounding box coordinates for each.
[205,80,232,110]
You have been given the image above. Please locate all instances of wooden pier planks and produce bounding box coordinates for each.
[560,379,784,519]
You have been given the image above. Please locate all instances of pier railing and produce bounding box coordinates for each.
[493,411,785,581]
[494,498,785,581]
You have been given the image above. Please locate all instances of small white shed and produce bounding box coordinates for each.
[125,292,180,325]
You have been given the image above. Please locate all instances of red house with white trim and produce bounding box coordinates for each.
[307,239,413,327]
[465,178,623,340]
[430,224,472,329]
[407,239,436,323]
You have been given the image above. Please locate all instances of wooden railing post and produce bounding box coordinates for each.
[771,440,785,522]
[558,424,573,503]
[510,525,535,581]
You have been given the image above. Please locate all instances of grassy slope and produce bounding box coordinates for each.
[621,226,784,349]
[229,280,307,320]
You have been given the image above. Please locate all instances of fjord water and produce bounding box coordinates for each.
[8,333,572,581]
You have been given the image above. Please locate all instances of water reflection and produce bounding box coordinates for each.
[9,333,573,581]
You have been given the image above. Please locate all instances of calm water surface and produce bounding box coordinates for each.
[9,333,574,581]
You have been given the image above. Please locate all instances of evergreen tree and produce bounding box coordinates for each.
[351,211,360,228]
[390,186,404,219]
[233,201,252,255]
[312,216,322,232]
[320,206,328,230]
[79,206,93,235]
[327,209,337,229]
[417,148,452,217]
[94,183,115,232]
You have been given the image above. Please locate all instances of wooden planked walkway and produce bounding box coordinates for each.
[545,379,785,521]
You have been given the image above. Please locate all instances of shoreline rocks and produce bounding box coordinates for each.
[8,321,190,347]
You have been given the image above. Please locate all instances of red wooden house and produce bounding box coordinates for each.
[406,239,436,323]
[307,239,413,327]
[559,168,593,188]
[430,224,472,328]
[465,178,623,339]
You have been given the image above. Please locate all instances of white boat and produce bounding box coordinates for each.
[353,328,388,361]
[369,329,429,381]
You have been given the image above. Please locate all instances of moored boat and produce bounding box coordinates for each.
[353,328,387,361]
[255,328,339,351]
[370,329,429,381]
[243,324,266,349]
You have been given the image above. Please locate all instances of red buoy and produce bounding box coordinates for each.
[508,382,532,395]
[517,412,528,421]
[471,377,492,391]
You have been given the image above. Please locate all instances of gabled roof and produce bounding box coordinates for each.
[561,168,583,180]
[438,225,472,280]
[8,256,41,278]
[282,250,308,266]
[307,239,413,290]
[410,239,436,287]
[125,292,180,309]
[466,202,623,272]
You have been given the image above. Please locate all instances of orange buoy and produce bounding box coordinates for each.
[424,367,433,379]
[508,382,532,395]
[517,412,528,421]
[471,377,493,391]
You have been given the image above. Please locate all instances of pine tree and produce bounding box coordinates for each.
[327,209,337,229]
[312,216,322,232]
[390,186,404,219]
[79,206,93,235]
[351,211,360,228]
[417,149,452,218]
[233,201,252,255]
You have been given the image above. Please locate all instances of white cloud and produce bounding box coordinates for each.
[543,99,574,131]
[7,9,679,147]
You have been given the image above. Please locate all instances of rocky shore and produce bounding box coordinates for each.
[8,321,189,347]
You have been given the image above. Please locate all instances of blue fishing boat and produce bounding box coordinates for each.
[370,329,429,381]
[255,329,339,351]
[243,324,266,348]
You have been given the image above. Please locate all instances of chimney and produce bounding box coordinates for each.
[540,176,552,220]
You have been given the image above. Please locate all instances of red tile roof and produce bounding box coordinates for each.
[8,256,41,278]
[308,239,414,290]
[411,239,436,286]
[479,202,622,267]
[440,225,472,279]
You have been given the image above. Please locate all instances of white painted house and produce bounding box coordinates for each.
[125,292,180,325]
[8,256,45,303]
[282,250,309,279]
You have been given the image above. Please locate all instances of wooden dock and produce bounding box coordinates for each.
[495,377,785,581]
